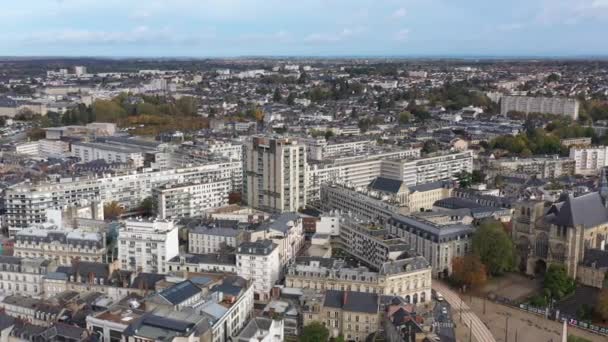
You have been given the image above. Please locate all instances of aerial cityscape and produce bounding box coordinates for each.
[2,1,608,342]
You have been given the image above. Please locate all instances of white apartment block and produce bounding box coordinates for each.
[305,138,377,161]
[500,95,580,119]
[236,240,280,301]
[72,141,147,167]
[249,213,305,267]
[0,257,54,298]
[153,179,231,220]
[202,140,243,161]
[13,226,106,265]
[382,151,474,186]
[243,137,307,212]
[387,214,474,277]
[4,161,242,234]
[307,148,421,202]
[188,226,245,254]
[569,146,608,175]
[321,184,403,223]
[15,139,70,159]
[118,219,179,274]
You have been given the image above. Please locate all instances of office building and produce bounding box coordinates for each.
[118,219,179,274]
[500,95,579,119]
[387,214,475,277]
[243,137,307,212]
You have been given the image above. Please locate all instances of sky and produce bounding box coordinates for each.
[2,0,608,57]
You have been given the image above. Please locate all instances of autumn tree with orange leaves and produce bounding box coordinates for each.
[451,255,488,289]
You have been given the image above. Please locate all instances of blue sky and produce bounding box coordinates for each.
[2,0,608,57]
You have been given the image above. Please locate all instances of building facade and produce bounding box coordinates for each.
[117,219,179,274]
[500,95,580,119]
[236,240,280,301]
[153,179,231,220]
[188,226,245,254]
[569,146,608,175]
[243,137,307,212]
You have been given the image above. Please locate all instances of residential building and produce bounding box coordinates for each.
[302,290,380,341]
[338,217,411,270]
[0,257,54,298]
[249,213,305,266]
[153,179,231,220]
[13,226,106,265]
[118,219,179,274]
[188,226,245,254]
[320,184,404,224]
[234,317,284,342]
[576,249,608,289]
[387,214,474,277]
[500,95,580,119]
[4,161,242,234]
[561,137,592,148]
[488,156,575,178]
[243,137,307,212]
[236,240,280,301]
[167,253,237,273]
[569,146,608,175]
[286,256,431,304]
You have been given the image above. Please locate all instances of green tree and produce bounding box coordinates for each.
[543,264,575,300]
[324,130,335,140]
[399,111,412,124]
[138,197,156,217]
[273,87,282,102]
[456,171,473,188]
[92,100,127,122]
[546,73,561,82]
[471,170,485,184]
[301,322,329,342]
[472,219,515,276]
[286,92,296,106]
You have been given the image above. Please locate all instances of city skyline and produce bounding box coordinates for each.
[3,0,608,57]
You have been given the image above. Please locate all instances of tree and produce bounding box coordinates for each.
[472,219,515,276]
[273,87,282,102]
[92,100,127,122]
[543,264,575,300]
[399,111,412,124]
[456,171,473,188]
[546,73,561,83]
[324,130,335,140]
[471,170,485,184]
[451,255,488,288]
[286,92,296,106]
[358,118,371,133]
[104,201,124,221]
[138,197,156,217]
[301,322,329,342]
[597,288,608,321]
[422,140,438,154]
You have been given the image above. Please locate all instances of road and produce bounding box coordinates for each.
[433,282,496,342]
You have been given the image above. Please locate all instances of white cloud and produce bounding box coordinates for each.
[20,26,215,45]
[304,27,366,43]
[537,0,608,24]
[238,30,293,43]
[130,10,152,20]
[394,28,410,41]
[391,8,407,19]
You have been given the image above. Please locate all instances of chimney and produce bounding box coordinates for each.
[343,291,348,306]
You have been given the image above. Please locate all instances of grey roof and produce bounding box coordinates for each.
[323,290,379,314]
[190,227,242,237]
[159,280,201,305]
[379,257,430,275]
[130,273,165,289]
[56,261,110,281]
[368,177,405,194]
[237,240,276,256]
[236,317,274,341]
[582,248,608,268]
[546,192,608,228]
[389,214,474,242]
[0,313,15,331]
[408,180,449,193]
[169,253,236,266]
[257,212,300,233]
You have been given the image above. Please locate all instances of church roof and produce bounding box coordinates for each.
[546,192,608,228]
